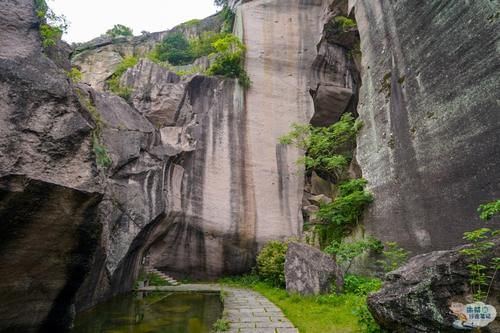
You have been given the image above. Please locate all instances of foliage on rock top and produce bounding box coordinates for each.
[154,32,195,66]
[34,0,68,48]
[106,24,133,38]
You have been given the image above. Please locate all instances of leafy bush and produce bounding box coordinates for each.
[317,178,373,227]
[279,113,361,179]
[343,274,382,296]
[256,240,288,287]
[35,0,67,48]
[376,241,409,273]
[106,24,133,38]
[155,32,195,65]
[324,237,382,274]
[106,56,138,99]
[207,34,250,88]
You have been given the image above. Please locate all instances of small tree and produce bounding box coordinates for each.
[106,24,133,38]
[324,237,383,274]
[460,200,500,301]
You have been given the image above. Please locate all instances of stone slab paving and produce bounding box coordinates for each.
[138,284,299,333]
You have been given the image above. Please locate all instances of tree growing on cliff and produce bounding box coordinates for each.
[207,34,250,87]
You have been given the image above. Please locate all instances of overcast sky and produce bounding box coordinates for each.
[50,0,219,43]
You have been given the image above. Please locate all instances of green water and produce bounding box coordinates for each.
[72,292,222,333]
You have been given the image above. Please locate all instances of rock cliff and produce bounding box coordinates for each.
[1,0,499,331]
[351,0,500,252]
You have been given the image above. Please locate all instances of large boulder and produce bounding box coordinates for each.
[285,242,343,295]
[368,240,500,333]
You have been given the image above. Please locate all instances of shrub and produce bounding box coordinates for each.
[376,241,409,273]
[106,24,133,38]
[317,178,373,227]
[106,56,138,99]
[155,32,194,65]
[256,240,288,287]
[279,113,362,179]
[207,34,250,88]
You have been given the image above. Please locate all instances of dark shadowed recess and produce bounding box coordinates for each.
[0,176,101,333]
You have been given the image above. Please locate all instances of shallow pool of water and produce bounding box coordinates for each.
[72,292,222,333]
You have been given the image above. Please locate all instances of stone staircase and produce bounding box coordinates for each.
[146,267,180,286]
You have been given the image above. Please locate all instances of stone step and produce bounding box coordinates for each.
[145,267,181,286]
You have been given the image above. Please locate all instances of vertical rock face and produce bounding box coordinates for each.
[0,1,103,330]
[237,0,326,243]
[351,0,500,253]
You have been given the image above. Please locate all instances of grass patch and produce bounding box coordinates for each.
[219,275,366,333]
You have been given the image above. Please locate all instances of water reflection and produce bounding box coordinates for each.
[72,292,222,333]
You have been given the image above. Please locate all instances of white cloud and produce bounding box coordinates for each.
[49,0,219,43]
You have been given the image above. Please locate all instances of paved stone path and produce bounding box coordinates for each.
[138,284,299,333]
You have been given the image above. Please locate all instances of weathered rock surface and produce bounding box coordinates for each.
[0,1,103,330]
[368,240,500,332]
[351,0,500,253]
[237,0,327,246]
[285,242,343,295]
[121,59,183,127]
